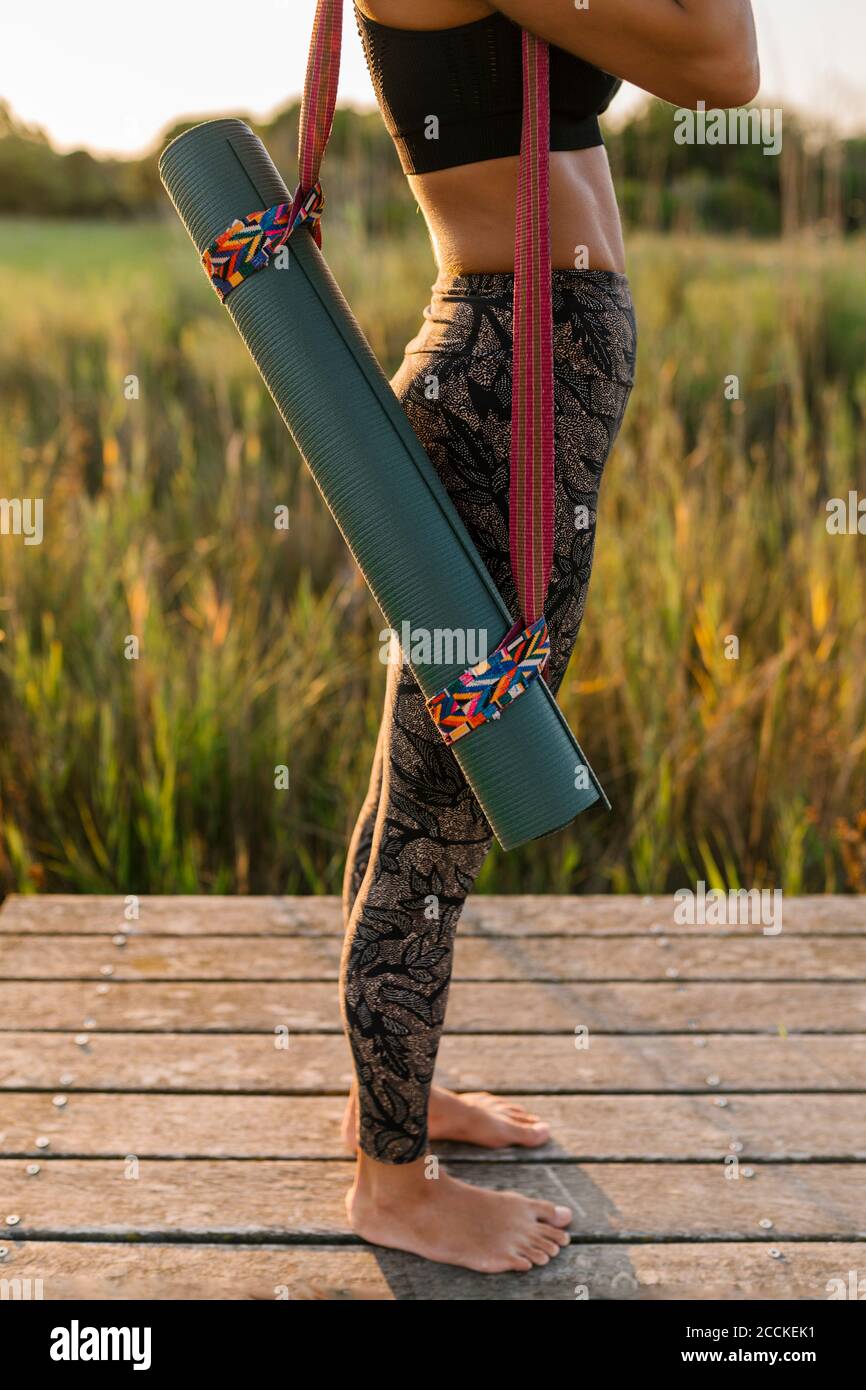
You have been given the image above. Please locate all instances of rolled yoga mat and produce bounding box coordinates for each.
[159,118,609,850]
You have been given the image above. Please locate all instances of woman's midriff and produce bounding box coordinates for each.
[408,144,626,276]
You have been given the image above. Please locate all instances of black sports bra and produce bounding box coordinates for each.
[354,4,622,175]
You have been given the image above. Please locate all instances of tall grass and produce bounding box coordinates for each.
[1,216,864,896]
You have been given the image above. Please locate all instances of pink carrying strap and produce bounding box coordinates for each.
[510,34,554,626]
[295,1,554,628]
[288,0,344,247]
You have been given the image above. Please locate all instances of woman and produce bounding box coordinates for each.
[340,0,759,1273]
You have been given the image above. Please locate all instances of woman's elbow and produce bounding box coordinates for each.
[683,43,761,110]
[670,54,756,109]
[710,51,761,108]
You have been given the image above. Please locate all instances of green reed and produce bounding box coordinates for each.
[1,217,864,896]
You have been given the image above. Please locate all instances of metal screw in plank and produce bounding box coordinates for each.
[35,1137,50,1149]
[52,1095,68,1108]
[5,1215,20,1226]
[729,1141,743,1153]
[706,1075,721,1086]
[74,1035,90,1047]
[742,1167,755,1178]
[769,1248,783,1259]
[715,1098,729,1108]
[759,1218,773,1229]
[100,965,114,977]
[25,1165,40,1177]
[113,934,128,947]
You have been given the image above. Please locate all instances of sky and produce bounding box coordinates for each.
[2,0,864,157]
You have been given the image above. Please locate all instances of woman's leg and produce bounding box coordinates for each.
[339,527,607,1269]
[340,633,577,1270]
[342,690,552,1153]
[340,644,493,1163]
[341,270,636,1269]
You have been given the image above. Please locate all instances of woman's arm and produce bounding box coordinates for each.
[489,0,760,109]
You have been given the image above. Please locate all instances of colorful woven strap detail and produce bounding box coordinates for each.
[292,181,326,232]
[510,33,554,625]
[425,616,551,746]
[202,193,323,302]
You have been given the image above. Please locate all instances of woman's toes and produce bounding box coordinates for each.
[535,1201,572,1227]
[501,1116,549,1145]
[524,1121,550,1140]
[537,1222,571,1247]
[535,1236,562,1257]
[527,1245,551,1265]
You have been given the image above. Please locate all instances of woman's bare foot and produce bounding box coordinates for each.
[346,1150,572,1273]
[340,1084,550,1155]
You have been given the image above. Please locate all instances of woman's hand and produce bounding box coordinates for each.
[490,0,760,109]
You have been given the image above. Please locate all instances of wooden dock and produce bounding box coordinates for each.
[1,893,865,1301]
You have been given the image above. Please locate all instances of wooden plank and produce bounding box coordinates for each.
[0,896,333,937]
[459,896,866,938]
[1,980,865,1031]
[4,933,866,981]
[2,1031,866,1094]
[0,936,343,981]
[1,1092,864,1160]
[2,894,864,936]
[1,1238,862,1301]
[2,1159,864,1239]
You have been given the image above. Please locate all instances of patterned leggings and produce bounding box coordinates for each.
[340,269,636,1163]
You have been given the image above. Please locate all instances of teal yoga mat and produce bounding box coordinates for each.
[159,119,609,850]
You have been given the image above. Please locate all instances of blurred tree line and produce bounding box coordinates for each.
[1,94,864,236]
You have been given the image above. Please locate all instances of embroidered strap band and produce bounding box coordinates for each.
[425,616,551,746]
[202,188,324,302]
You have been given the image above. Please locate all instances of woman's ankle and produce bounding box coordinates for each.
[353,1147,431,1203]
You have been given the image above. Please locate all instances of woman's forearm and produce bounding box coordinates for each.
[490,0,760,109]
